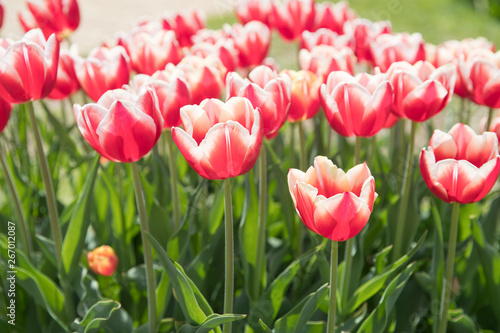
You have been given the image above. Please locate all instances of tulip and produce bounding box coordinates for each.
[281,69,321,122]
[299,45,354,83]
[162,9,205,47]
[420,123,500,204]
[469,50,500,108]
[320,71,393,137]
[235,0,274,27]
[272,0,315,41]
[387,61,456,122]
[119,28,183,75]
[190,39,239,73]
[87,245,118,277]
[300,28,351,52]
[19,0,80,41]
[126,70,190,128]
[224,21,271,68]
[0,29,59,104]
[0,0,4,30]
[226,65,291,139]
[370,32,426,73]
[0,97,11,133]
[174,55,226,104]
[73,88,163,162]
[172,97,262,180]
[344,18,392,65]
[313,1,356,34]
[288,156,376,241]
[74,45,131,102]
[48,49,79,100]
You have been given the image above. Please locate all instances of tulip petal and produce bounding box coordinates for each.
[294,182,320,234]
[171,126,209,178]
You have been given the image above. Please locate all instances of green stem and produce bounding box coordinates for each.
[393,121,417,261]
[486,107,495,131]
[131,162,157,333]
[298,121,307,171]
[354,136,362,165]
[26,101,62,265]
[165,131,181,231]
[438,202,460,333]
[367,135,376,167]
[254,145,267,298]
[0,143,32,260]
[327,241,339,333]
[223,178,234,333]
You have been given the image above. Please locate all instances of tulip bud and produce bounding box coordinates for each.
[87,245,118,276]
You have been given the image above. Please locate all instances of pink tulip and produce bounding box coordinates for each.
[162,9,205,47]
[48,48,79,100]
[344,18,392,65]
[300,28,351,52]
[190,39,239,73]
[73,88,163,162]
[313,1,356,34]
[87,245,118,276]
[299,45,354,83]
[288,156,377,241]
[387,61,456,122]
[320,71,393,137]
[172,97,263,180]
[226,65,291,139]
[370,33,426,73]
[272,0,315,41]
[19,0,80,40]
[235,0,274,27]
[469,50,500,108]
[281,69,321,122]
[224,21,271,68]
[420,123,500,204]
[74,45,131,102]
[0,29,59,103]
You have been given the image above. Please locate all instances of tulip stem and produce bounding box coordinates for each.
[298,121,307,171]
[254,145,267,298]
[165,131,181,231]
[131,162,157,333]
[223,178,234,333]
[26,101,62,265]
[486,107,495,131]
[0,143,32,261]
[393,121,417,261]
[438,202,460,333]
[327,241,339,333]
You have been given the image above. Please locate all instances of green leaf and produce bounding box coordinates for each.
[72,300,132,333]
[177,313,247,333]
[357,263,416,333]
[448,308,477,333]
[259,319,273,333]
[274,283,329,333]
[145,232,208,325]
[34,234,57,268]
[430,199,444,333]
[61,154,100,280]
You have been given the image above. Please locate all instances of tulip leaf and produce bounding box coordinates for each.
[430,199,445,333]
[145,232,209,325]
[259,319,273,333]
[357,262,416,333]
[448,308,477,332]
[177,313,247,333]
[61,154,100,280]
[34,234,57,268]
[274,283,329,333]
[71,300,132,333]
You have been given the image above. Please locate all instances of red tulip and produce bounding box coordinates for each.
[288,157,377,241]
[235,0,274,27]
[19,0,80,41]
[162,9,205,47]
[226,65,291,139]
[171,97,263,180]
[73,88,163,163]
[0,97,11,133]
[344,18,392,65]
[300,28,351,52]
[313,1,356,34]
[119,28,183,75]
[299,45,354,83]
[48,49,79,100]
[0,29,59,103]
[420,123,500,204]
[87,245,118,276]
[272,0,315,41]
[320,71,393,137]
[224,21,271,68]
[126,70,190,128]
[387,61,456,122]
[74,45,131,102]
[469,50,500,108]
[370,33,426,73]
[281,69,321,122]
[174,55,226,104]
[190,38,238,73]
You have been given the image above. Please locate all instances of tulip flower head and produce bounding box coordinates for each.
[344,18,392,65]
[320,71,393,137]
[313,1,356,34]
[272,0,315,41]
[0,29,59,103]
[281,69,321,122]
[19,0,80,40]
[223,21,271,68]
[468,50,500,108]
[370,32,426,73]
[48,48,79,100]
[190,38,239,73]
[162,9,205,47]
[300,28,352,52]
[73,88,163,163]
[226,65,291,139]
[87,245,118,276]
[299,45,354,83]
[235,0,274,27]
[420,123,500,204]
[288,157,377,241]
[172,97,263,180]
[387,60,456,122]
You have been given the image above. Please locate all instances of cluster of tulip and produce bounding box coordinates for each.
[1,0,500,332]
